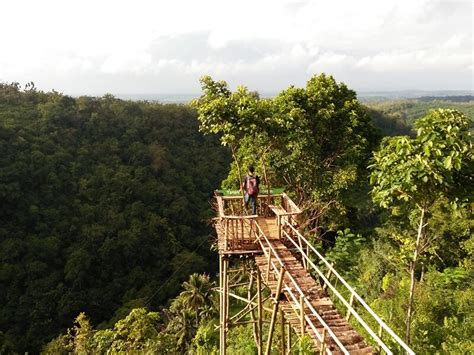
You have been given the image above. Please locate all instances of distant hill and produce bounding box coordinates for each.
[358,90,473,102]
[418,95,474,102]
[364,98,474,137]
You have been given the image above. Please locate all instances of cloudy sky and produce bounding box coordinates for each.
[0,0,472,95]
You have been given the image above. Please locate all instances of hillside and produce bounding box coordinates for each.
[0,83,229,352]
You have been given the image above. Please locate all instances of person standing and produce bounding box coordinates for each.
[242,165,260,215]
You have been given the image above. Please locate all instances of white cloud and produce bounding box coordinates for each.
[0,0,471,93]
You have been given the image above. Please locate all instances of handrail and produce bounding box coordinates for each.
[220,193,283,200]
[253,222,349,354]
[284,222,415,355]
[221,215,259,220]
[283,229,391,354]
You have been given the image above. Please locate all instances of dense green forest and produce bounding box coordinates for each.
[364,98,474,137]
[0,83,229,352]
[0,77,472,354]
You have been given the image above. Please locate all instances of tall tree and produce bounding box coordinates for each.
[370,109,472,343]
[193,74,377,227]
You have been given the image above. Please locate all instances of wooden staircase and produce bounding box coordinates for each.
[215,193,414,354]
[255,239,374,354]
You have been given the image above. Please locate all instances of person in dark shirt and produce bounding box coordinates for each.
[242,165,260,215]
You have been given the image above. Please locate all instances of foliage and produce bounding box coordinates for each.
[190,320,219,354]
[370,108,472,342]
[227,325,258,354]
[291,334,315,355]
[0,83,229,352]
[323,229,364,278]
[371,109,472,210]
[4,79,474,353]
[194,74,378,227]
[42,273,218,354]
[364,98,474,127]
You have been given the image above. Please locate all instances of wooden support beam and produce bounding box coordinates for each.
[287,323,291,354]
[219,256,228,355]
[227,292,273,313]
[266,251,272,280]
[320,328,327,354]
[300,295,305,336]
[249,271,259,347]
[346,292,355,321]
[265,268,285,355]
[322,263,333,291]
[219,255,224,354]
[280,308,285,354]
[257,267,263,355]
[297,233,307,270]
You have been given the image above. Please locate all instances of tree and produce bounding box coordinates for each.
[180,273,216,325]
[192,76,264,189]
[193,74,377,227]
[369,109,472,343]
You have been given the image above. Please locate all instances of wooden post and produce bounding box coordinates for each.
[299,295,305,336]
[377,323,383,352]
[220,256,228,355]
[280,308,285,354]
[266,252,272,281]
[257,268,263,355]
[224,219,228,250]
[286,323,291,354]
[346,292,355,321]
[249,271,259,347]
[297,233,307,270]
[278,215,282,239]
[322,264,333,291]
[219,255,224,354]
[265,268,285,355]
[320,328,327,354]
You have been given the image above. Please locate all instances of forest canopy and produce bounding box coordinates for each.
[0,83,229,352]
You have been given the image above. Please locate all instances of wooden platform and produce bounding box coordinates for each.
[216,216,279,254]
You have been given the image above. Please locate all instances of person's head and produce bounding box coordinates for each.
[248,165,255,174]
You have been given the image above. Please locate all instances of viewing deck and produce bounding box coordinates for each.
[214,193,301,254]
[214,192,414,354]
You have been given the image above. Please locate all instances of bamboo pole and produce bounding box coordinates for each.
[257,267,263,355]
[287,323,291,354]
[346,292,355,321]
[300,295,305,336]
[222,257,228,354]
[249,271,259,347]
[280,309,285,354]
[265,268,286,355]
[322,263,333,291]
[219,255,224,353]
[320,328,327,354]
[297,232,307,270]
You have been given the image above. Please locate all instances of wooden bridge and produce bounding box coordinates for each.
[215,193,414,355]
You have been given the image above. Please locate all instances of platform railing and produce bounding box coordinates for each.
[254,221,349,355]
[282,222,415,355]
[216,193,288,217]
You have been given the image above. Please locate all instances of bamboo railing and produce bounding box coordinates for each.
[282,222,415,355]
[254,221,349,354]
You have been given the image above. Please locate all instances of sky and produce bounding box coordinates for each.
[0,0,472,95]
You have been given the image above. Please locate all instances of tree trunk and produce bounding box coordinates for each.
[230,144,246,213]
[260,146,272,215]
[405,207,426,345]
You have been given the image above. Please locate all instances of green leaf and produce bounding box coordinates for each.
[444,156,452,169]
